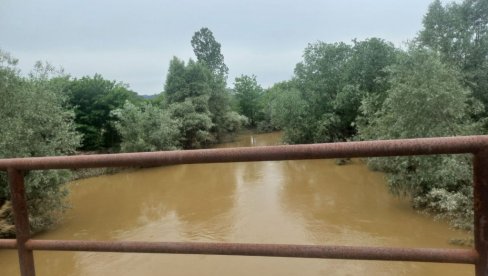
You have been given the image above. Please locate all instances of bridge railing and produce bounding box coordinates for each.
[0,135,486,276]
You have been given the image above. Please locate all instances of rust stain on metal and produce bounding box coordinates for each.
[0,135,487,171]
[2,135,488,275]
[473,150,488,276]
[25,240,477,264]
[8,169,36,276]
[0,239,17,249]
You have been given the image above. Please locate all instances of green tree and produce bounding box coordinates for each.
[359,47,476,141]
[277,39,397,144]
[191,27,229,79]
[207,79,234,140]
[191,28,235,139]
[358,47,479,230]
[286,42,353,143]
[347,38,397,94]
[294,42,352,121]
[253,81,292,132]
[269,85,314,143]
[170,97,215,149]
[164,58,214,108]
[112,101,181,152]
[0,51,80,236]
[233,75,263,127]
[67,74,141,150]
[419,0,488,120]
[163,55,244,147]
[220,110,248,134]
[343,38,398,137]
[163,59,216,148]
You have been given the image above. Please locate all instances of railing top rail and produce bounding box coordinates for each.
[1,135,488,171]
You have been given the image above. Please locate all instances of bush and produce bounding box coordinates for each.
[0,52,80,236]
[112,101,181,152]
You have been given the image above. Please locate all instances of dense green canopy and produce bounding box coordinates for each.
[0,52,80,236]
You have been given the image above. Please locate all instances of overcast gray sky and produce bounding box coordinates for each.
[1,0,453,95]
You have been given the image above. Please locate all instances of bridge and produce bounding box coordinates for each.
[0,135,486,275]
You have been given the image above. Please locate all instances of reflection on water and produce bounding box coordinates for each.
[0,132,473,275]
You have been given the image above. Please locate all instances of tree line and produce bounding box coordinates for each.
[246,0,486,231]
[1,0,486,236]
[0,28,247,236]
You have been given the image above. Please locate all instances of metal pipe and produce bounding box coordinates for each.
[1,135,484,274]
[474,150,488,276]
[0,239,17,249]
[8,169,36,276]
[25,240,477,264]
[0,135,487,171]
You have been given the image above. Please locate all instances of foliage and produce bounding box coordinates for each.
[268,32,480,230]
[164,58,209,104]
[359,47,476,140]
[270,85,313,143]
[415,185,473,230]
[294,42,352,122]
[419,0,488,121]
[220,111,248,134]
[163,58,215,148]
[0,51,80,235]
[191,28,236,139]
[274,38,397,144]
[191,27,229,79]
[67,74,142,150]
[206,74,233,140]
[358,47,479,230]
[253,81,292,133]
[233,75,263,126]
[112,101,180,152]
[162,50,244,147]
[170,97,215,149]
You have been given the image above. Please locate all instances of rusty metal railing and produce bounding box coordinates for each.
[0,135,487,276]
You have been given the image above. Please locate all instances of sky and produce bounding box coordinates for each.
[0,0,455,95]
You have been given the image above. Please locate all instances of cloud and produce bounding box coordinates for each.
[1,0,442,94]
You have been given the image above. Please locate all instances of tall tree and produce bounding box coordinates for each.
[233,75,263,126]
[67,74,141,150]
[165,58,211,104]
[419,0,488,120]
[170,98,215,149]
[289,42,352,143]
[254,81,294,132]
[191,27,234,139]
[345,38,398,137]
[268,84,313,143]
[276,39,397,144]
[162,55,245,147]
[294,42,352,120]
[0,52,80,236]
[191,27,229,79]
[163,59,215,148]
[358,47,478,229]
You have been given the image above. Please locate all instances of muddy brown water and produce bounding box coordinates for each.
[0,132,473,275]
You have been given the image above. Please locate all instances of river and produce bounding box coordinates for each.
[0,132,473,275]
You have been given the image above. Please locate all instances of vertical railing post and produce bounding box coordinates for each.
[8,168,36,276]
[474,150,488,276]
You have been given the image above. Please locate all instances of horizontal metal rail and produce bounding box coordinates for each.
[0,135,485,276]
[0,135,486,171]
[23,240,479,264]
[0,239,477,264]
[0,239,17,249]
